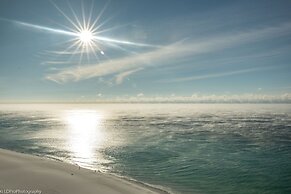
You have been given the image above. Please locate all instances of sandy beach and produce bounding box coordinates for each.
[0,148,165,194]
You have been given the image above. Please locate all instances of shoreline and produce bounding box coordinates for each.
[0,148,170,194]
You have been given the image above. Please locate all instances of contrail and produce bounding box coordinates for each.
[15,20,77,36]
[94,36,161,48]
[0,17,75,36]
[2,18,159,48]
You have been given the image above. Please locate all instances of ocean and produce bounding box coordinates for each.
[0,104,291,194]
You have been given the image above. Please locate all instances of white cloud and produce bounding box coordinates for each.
[103,93,291,103]
[46,22,291,83]
[137,93,144,97]
[115,68,143,84]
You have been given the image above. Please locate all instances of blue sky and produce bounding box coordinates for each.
[0,0,291,102]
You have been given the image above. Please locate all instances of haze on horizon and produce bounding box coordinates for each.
[0,0,291,103]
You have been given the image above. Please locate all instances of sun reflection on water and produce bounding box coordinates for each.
[64,110,106,168]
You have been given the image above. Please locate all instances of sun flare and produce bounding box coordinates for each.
[79,30,94,44]
[43,1,157,65]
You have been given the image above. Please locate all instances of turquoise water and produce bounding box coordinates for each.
[0,104,291,193]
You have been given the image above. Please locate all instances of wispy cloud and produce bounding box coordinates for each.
[115,68,143,84]
[161,67,273,83]
[46,22,291,83]
[41,61,72,65]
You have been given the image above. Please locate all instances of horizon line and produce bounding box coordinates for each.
[1,101,291,104]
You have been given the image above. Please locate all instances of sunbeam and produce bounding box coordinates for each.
[8,0,160,65]
[1,0,160,66]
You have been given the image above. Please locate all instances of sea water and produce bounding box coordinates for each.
[0,104,291,194]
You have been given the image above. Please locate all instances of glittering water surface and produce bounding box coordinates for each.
[0,104,291,194]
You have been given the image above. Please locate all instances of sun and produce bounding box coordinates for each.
[79,29,94,44]
[47,1,157,65]
[75,27,100,57]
